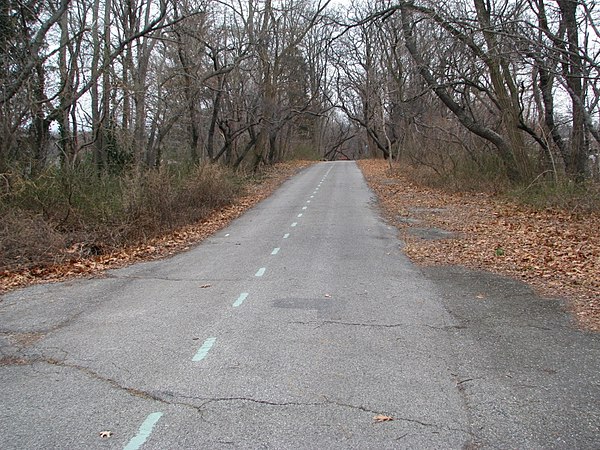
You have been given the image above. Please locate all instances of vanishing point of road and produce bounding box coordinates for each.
[1,161,599,448]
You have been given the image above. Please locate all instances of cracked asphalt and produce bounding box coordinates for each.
[1,161,599,449]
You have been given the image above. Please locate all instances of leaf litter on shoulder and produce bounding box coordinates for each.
[358,160,600,332]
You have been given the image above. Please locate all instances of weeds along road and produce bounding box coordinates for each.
[1,161,599,449]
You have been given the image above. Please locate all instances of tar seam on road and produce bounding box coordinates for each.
[192,337,217,362]
[271,247,280,255]
[123,412,163,450]
[255,267,266,277]
[233,292,249,308]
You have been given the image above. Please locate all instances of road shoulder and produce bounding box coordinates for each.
[358,159,600,331]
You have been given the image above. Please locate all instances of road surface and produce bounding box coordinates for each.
[1,161,599,449]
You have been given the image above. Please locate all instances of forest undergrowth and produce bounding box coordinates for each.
[359,159,600,331]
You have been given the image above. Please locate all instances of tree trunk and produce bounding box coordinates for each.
[399,3,521,181]
[557,0,587,181]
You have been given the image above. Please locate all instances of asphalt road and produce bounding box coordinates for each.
[1,161,599,449]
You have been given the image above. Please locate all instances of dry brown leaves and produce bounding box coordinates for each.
[358,159,600,332]
[0,160,315,294]
[373,414,394,423]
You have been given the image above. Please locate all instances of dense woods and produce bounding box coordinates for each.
[1,0,600,268]
[2,0,600,178]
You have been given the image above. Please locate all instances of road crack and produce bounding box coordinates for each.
[195,395,445,429]
[321,320,406,328]
[5,356,205,413]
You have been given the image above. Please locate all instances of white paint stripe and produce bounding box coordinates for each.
[225,233,230,237]
[302,206,307,210]
[271,247,280,255]
[233,292,249,308]
[192,337,217,362]
[123,412,163,450]
[255,267,266,277]
[310,195,314,198]
[283,233,290,239]
[307,200,311,203]
[297,213,303,218]
[291,222,297,227]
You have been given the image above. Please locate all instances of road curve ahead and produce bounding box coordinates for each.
[1,161,599,449]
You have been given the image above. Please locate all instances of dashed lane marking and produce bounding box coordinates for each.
[233,292,249,308]
[302,206,307,210]
[192,337,217,362]
[283,233,290,239]
[255,267,266,277]
[123,412,163,450]
[271,247,280,255]
[291,222,297,227]
[297,213,303,217]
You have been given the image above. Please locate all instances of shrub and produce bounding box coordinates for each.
[0,163,242,270]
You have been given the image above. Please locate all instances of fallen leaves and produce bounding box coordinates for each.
[373,414,394,423]
[199,284,212,289]
[359,160,600,331]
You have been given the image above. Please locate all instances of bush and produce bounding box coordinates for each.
[120,164,241,241]
[509,178,600,212]
[0,163,242,270]
[0,209,66,270]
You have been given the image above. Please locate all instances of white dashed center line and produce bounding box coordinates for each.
[233,292,249,308]
[271,247,280,255]
[283,233,290,239]
[255,267,266,277]
[123,412,163,450]
[297,213,303,217]
[291,222,297,227]
[192,337,217,362]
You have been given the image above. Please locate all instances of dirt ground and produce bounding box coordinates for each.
[358,159,600,332]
